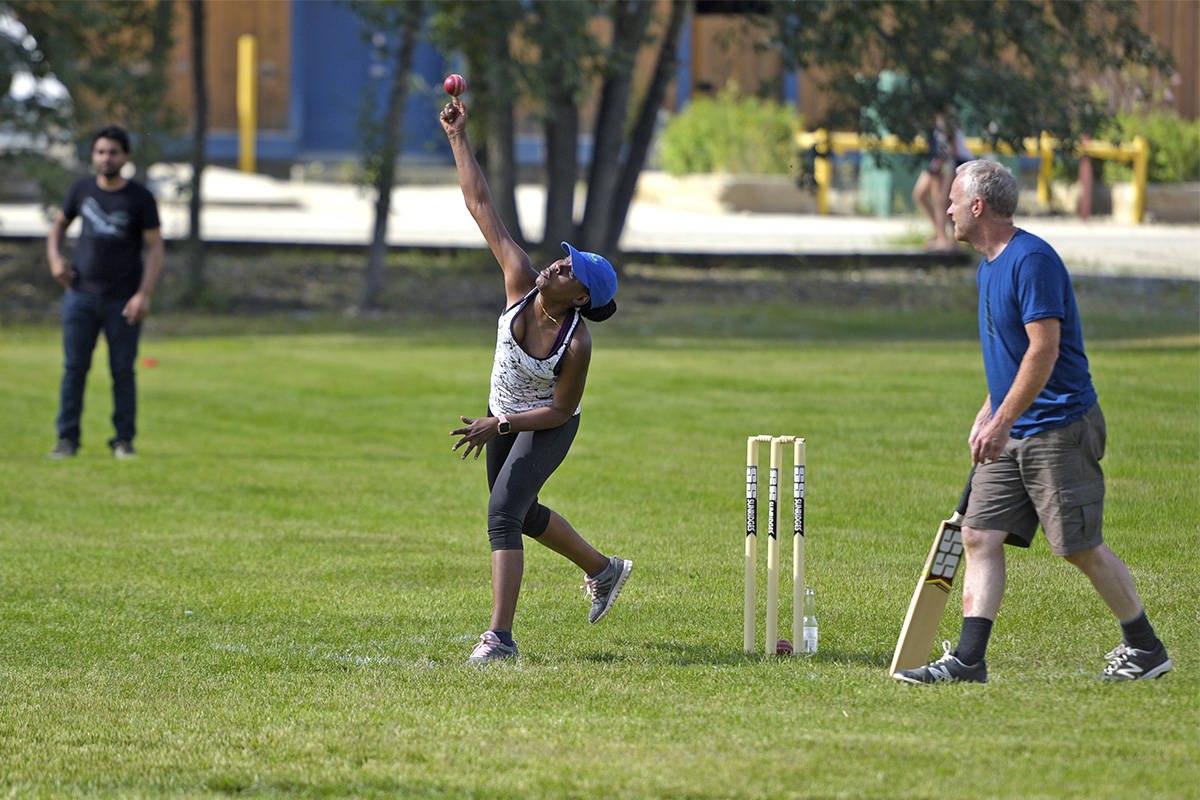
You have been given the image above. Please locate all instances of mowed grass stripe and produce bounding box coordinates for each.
[0,319,1196,799]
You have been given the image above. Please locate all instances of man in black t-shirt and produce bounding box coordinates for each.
[47,126,164,459]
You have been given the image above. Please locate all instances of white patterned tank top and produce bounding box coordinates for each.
[488,289,582,416]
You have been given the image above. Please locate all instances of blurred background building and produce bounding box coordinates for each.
[163,0,1196,169]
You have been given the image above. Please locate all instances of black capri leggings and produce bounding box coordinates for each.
[485,413,579,551]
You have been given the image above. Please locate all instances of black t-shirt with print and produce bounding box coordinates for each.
[61,176,161,298]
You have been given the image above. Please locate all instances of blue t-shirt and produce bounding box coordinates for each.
[977,229,1096,438]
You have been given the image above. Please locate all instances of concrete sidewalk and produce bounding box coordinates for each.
[2,166,1196,280]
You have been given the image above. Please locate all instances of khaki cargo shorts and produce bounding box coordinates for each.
[963,404,1106,556]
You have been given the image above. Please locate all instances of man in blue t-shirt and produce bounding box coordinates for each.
[894,159,1171,685]
[46,126,164,460]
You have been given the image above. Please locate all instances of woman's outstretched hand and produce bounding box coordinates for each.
[451,414,496,460]
[439,98,467,137]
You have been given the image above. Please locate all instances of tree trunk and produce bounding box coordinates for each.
[486,101,523,250]
[604,0,687,257]
[577,0,653,254]
[476,28,524,251]
[137,0,175,184]
[185,0,207,305]
[541,84,578,256]
[361,20,418,310]
[529,0,589,260]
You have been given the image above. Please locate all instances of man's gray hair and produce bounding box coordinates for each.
[956,159,1019,218]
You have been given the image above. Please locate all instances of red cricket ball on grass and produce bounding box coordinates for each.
[443,73,466,97]
[776,639,793,656]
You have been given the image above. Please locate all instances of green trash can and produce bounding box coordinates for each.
[858,151,893,216]
[858,151,927,216]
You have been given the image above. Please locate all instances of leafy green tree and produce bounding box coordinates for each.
[429,0,687,262]
[347,0,426,310]
[765,0,1172,149]
[520,0,598,258]
[604,0,687,257]
[2,0,180,203]
[576,0,654,255]
[429,0,528,250]
[0,2,74,201]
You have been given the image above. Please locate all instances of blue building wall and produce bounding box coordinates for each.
[209,1,791,166]
[290,0,452,160]
[208,0,451,163]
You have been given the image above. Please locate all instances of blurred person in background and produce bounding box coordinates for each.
[46,125,163,460]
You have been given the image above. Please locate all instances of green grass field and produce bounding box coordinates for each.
[1,266,1197,798]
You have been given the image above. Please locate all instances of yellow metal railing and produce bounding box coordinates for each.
[795,129,1150,222]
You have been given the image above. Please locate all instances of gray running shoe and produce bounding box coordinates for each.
[582,556,632,624]
[893,641,988,685]
[467,631,518,665]
[49,439,78,459]
[111,440,137,460]
[1099,642,1172,681]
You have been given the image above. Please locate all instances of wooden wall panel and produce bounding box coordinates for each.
[1137,0,1198,119]
[689,15,793,101]
[165,0,291,132]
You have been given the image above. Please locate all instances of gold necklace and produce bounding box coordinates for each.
[538,297,559,326]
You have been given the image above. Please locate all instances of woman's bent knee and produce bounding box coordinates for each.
[487,510,524,551]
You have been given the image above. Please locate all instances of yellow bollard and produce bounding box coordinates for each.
[1037,131,1053,210]
[237,34,258,173]
[814,128,831,215]
[1132,135,1148,224]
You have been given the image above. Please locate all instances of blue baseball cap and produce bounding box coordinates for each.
[561,241,617,309]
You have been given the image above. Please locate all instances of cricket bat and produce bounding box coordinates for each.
[887,470,973,675]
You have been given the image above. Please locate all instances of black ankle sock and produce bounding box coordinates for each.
[1120,611,1159,652]
[953,617,994,666]
[493,630,515,647]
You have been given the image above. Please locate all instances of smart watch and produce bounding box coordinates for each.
[497,415,511,435]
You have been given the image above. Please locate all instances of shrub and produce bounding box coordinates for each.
[658,83,797,176]
[1098,110,1200,184]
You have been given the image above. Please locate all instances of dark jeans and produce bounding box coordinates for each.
[56,288,141,446]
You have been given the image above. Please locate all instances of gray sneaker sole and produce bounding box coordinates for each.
[891,661,987,685]
[892,672,987,685]
[467,645,518,665]
[467,651,518,665]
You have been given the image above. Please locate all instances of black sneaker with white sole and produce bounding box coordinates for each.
[1099,642,1172,681]
[49,439,78,459]
[110,440,137,459]
[893,641,988,685]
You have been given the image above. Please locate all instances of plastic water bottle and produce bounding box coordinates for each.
[802,587,818,654]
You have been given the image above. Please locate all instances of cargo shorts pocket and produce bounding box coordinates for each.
[1049,481,1105,555]
[1058,481,1104,508]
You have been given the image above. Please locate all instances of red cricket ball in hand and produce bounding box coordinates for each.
[443,73,466,97]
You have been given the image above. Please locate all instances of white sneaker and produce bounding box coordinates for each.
[467,631,518,664]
